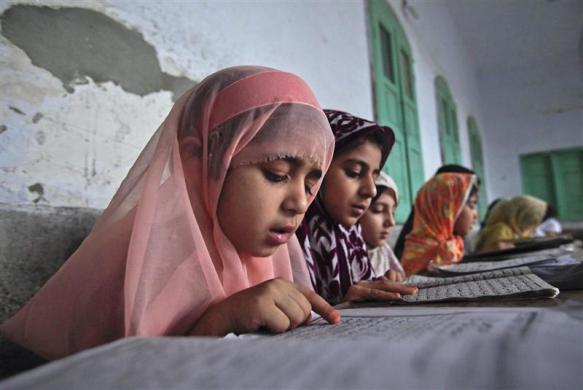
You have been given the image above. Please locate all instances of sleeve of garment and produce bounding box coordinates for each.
[394,211,414,259]
[386,244,406,277]
[475,223,516,252]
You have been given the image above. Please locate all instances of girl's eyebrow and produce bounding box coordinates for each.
[343,159,381,173]
[343,159,369,169]
[281,157,322,179]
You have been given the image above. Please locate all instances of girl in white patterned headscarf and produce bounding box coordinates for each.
[360,172,405,281]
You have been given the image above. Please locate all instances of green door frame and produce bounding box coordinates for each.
[435,76,462,165]
[467,116,488,219]
[368,0,424,223]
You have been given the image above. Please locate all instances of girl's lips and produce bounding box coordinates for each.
[266,230,293,246]
[350,204,367,216]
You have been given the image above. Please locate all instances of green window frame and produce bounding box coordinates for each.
[467,116,488,219]
[435,76,461,165]
[368,0,424,223]
[520,147,583,221]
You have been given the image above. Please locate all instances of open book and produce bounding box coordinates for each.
[401,266,559,303]
[462,236,573,262]
[428,252,558,275]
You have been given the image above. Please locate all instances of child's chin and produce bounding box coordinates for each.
[248,246,280,258]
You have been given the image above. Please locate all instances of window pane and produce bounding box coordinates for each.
[441,99,449,133]
[379,24,395,82]
[400,49,413,98]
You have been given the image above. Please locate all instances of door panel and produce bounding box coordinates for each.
[369,0,423,222]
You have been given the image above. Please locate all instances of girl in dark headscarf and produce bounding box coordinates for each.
[296,110,417,304]
[393,164,477,259]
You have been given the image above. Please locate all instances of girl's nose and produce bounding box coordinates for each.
[283,182,309,215]
[386,211,396,227]
[360,174,377,199]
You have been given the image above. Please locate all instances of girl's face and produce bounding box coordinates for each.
[321,140,382,228]
[454,192,479,236]
[360,189,397,248]
[217,157,322,257]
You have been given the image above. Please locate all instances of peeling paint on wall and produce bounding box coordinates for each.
[1,5,196,100]
[0,0,376,209]
[27,182,46,204]
[32,113,43,123]
[8,106,25,115]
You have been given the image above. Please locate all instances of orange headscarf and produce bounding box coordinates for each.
[1,66,334,359]
[401,172,476,275]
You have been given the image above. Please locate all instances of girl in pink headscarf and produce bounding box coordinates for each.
[1,66,340,359]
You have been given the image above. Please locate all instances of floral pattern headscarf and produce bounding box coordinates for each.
[296,109,395,304]
[401,172,477,276]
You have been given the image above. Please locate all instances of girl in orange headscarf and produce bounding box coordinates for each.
[1,66,340,360]
[400,172,479,276]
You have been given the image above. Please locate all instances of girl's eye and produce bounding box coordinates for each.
[371,205,385,214]
[345,169,361,178]
[263,170,289,183]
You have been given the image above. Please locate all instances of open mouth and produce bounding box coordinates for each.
[351,204,368,215]
[267,225,296,246]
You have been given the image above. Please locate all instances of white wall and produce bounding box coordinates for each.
[0,0,373,208]
[479,46,583,199]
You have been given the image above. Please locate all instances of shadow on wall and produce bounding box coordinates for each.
[1,5,196,100]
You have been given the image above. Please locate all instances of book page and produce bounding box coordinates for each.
[3,305,581,390]
[405,266,532,288]
[400,273,559,303]
[462,244,568,262]
[431,252,557,274]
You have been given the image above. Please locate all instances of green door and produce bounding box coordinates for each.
[368,0,424,222]
[520,147,583,220]
[467,117,488,219]
[520,154,556,207]
[551,149,583,219]
[435,76,461,164]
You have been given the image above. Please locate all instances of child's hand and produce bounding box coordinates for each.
[383,269,404,282]
[191,278,340,336]
[495,241,515,250]
[343,279,417,303]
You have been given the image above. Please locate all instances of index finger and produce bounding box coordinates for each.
[370,280,418,295]
[299,288,341,325]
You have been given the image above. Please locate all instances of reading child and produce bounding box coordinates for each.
[475,195,548,253]
[359,172,405,281]
[1,66,340,359]
[400,172,478,276]
[393,164,476,259]
[297,110,417,304]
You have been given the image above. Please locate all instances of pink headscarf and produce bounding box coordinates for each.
[1,66,334,359]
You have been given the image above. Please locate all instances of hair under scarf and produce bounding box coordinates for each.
[1,66,335,359]
[296,109,395,304]
[400,172,477,276]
